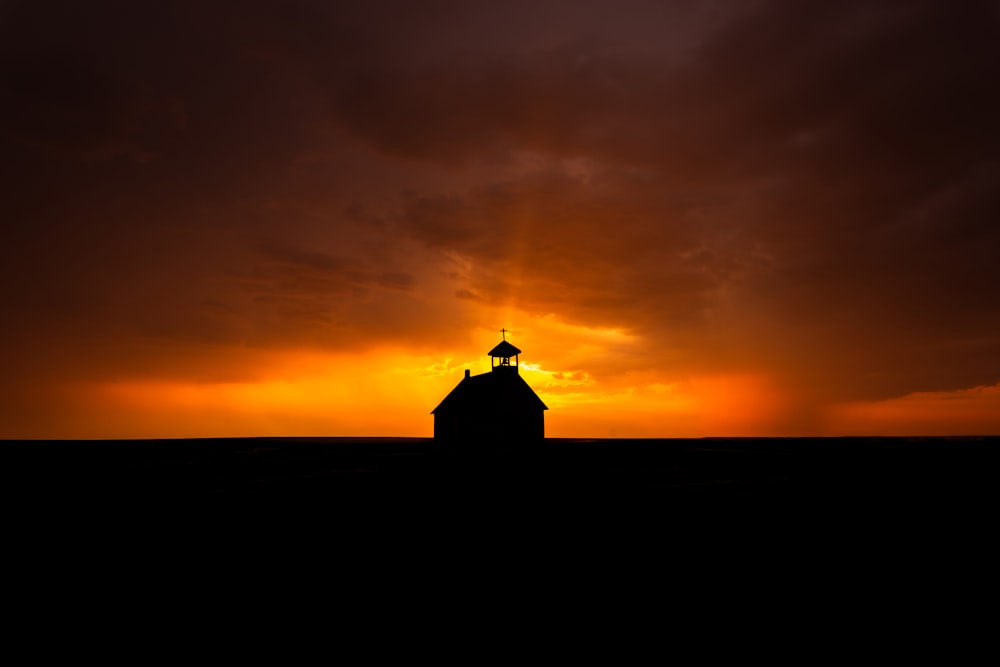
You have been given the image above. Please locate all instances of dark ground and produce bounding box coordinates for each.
[7,435,998,514]
[6,436,998,609]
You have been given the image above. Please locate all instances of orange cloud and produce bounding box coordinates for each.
[21,350,458,439]
[0,310,787,438]
[829,384,1000,436]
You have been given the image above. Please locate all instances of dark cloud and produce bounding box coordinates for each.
[397,171,722,327]
[1,0,999,432]
[368,0,1000,401]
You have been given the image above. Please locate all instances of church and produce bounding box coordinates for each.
[432,332,548,443]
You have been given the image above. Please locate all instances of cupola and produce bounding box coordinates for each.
[488,329,521,372]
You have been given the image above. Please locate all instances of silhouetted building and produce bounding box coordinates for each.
[432,334,548,443]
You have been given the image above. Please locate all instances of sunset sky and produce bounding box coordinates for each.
[2,0,999,438]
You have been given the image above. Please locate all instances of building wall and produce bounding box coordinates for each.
[434,410,544,444]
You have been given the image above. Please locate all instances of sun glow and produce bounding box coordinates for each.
[8,305,800,439]
[9,300,986,439]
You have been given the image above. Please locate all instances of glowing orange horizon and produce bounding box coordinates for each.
[5,313,997,440]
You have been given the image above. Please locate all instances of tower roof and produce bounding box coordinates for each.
[488,340,521,358]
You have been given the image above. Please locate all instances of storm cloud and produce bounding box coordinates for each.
[2,0,999,435]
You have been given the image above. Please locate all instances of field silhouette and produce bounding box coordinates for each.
[9,436,998,516]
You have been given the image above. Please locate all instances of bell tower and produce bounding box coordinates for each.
[488,328,521,373]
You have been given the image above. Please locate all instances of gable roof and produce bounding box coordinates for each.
[487,340,521,358]
[432,370,548,414]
